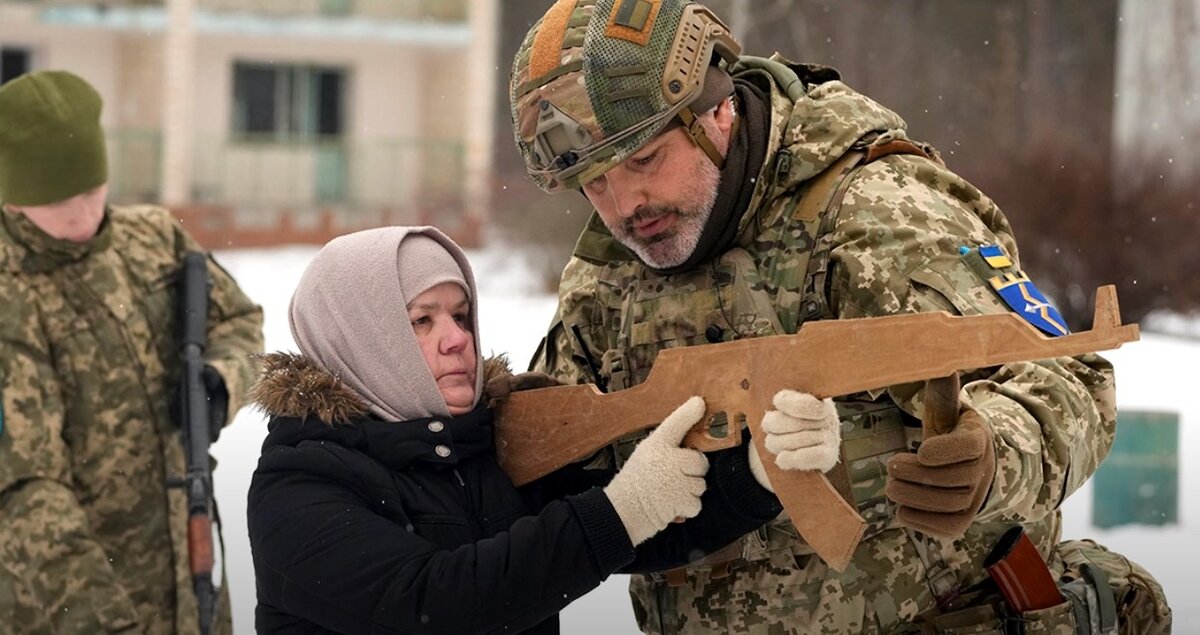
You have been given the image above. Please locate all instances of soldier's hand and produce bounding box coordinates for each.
[886,408,996,538]
[171,364,229,442]
[604,396,709,546]
[484,370,561,403]
[760,390,841,472]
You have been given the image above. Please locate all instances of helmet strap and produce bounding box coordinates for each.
[676,106,725,169]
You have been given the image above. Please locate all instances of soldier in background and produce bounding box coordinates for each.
[0,70,263,634]
[508,1,1171,632]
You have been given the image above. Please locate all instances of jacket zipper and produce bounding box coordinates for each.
[451,467,487,538]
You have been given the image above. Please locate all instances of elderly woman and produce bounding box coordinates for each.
[246,227,781,634]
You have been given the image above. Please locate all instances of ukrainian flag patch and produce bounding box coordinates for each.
[989,272,1070,336]
[607,0,661,46]
[979,244,1013,269]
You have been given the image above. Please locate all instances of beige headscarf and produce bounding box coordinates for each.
[288,226,482,422]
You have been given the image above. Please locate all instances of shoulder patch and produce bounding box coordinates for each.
[978,244,1013,269]
[988,272,1070,336]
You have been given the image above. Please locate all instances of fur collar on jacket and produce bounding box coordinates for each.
[250,351,512,426]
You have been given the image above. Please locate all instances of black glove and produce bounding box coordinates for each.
[171,364,229,443]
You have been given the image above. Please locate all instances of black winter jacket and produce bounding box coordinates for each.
[247,353,781,634]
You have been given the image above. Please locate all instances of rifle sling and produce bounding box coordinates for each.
[790,135,938,507]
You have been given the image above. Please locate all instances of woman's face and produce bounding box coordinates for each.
[408,281,477,415]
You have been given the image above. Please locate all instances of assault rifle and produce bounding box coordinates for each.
[495,286,1138,572]
[178,252,216,635]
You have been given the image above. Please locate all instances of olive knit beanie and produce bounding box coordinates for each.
[0,70,108,206]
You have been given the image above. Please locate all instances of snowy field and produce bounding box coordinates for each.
[211,245,1197,634]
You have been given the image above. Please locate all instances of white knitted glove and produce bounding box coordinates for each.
[747,443,773,492]
[604,397,710,546]
[760,390,841,473]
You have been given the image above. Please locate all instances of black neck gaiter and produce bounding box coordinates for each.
[651,79,770,276]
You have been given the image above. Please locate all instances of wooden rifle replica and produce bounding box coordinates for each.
[494,286,1138,572]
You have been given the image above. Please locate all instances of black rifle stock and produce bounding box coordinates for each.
[179,252,215,635]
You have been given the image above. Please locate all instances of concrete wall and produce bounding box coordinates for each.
[187,32,445,208]
[0,7,120,127]
[188,34,425,141]
[113,34,164,129]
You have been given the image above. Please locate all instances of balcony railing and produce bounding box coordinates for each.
[202,0,467,22]
[107,129,465,213]
[3,0,467,22]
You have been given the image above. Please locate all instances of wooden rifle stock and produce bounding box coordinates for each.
[495,286,1138,571]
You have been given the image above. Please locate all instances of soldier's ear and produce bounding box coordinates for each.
[713,97,735,139]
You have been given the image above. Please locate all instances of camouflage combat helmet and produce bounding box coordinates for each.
[510,0,742,192]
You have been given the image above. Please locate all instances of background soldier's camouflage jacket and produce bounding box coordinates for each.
[0,205,263,634]
[531,56,1168,633]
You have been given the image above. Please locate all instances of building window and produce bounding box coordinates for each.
[0,47,31,85]
[232,63,345,139]
[319,0,352,16]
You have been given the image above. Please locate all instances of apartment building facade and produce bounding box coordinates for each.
[0,0,497,246]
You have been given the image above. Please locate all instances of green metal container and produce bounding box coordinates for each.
[1092,410,1179,528]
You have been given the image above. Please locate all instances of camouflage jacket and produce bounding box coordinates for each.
[531,56,1116,632]
[0,205,263,634]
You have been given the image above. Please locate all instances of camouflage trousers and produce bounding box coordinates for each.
[629,548,905,634]
[628,540,1170,634]
[1,571,233,635]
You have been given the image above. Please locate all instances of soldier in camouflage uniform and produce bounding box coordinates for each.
[0,71,263,634]
[508,1,1171,633]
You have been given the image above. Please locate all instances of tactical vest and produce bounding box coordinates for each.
[568,122,941,565]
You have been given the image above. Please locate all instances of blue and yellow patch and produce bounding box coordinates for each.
[978,244,1012,269]
[959,243,1068,336]
[989,272,1070,336]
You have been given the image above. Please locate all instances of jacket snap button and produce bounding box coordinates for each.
[435,445,452,458]
[428,421,444,433]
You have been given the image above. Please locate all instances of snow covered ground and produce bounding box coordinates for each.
[211,245,1196,634]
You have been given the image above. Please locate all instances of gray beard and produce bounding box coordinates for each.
[626,204,714,268]
[616,158,721,268]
